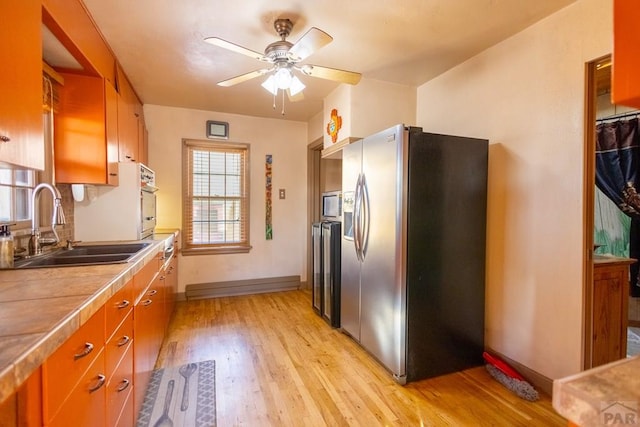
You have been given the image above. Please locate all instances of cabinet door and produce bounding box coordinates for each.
[592,263,629,366]
[164,254,178,327]
[54,74,115,184]
[0,0,44,170]
[133,285,162,414]
[613,0,640,108]
[48,350,107,427]
[117,69,139,163]
[105,81,120,186]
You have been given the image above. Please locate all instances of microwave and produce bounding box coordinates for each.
[322,191,342,220]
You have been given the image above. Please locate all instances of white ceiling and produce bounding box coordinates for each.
[78,0,577,122]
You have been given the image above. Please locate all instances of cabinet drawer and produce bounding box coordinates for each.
[134,258,158,300]
[43,306,105,421]
[106,310,133,377]
[106,278,134,339]
[48,349,106,427]
[115,385,134,427]
[107,343,134,427]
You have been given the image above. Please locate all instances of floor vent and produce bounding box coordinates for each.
[185,275,300,300]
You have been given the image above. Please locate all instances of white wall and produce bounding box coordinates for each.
[144,105,308,292]
[351,79,416,137]
[308,111,324,143]
[416,0,611,379]
[322,79,417,148]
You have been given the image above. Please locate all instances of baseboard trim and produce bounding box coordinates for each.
[484,348,554,397]
[185,275,301,300]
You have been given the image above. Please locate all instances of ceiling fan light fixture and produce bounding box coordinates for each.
[289,76,305,96]
[261,75,278,95]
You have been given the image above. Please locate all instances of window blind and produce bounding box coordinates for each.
[183,140,250,252]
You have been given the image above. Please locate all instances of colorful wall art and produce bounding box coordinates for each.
[265,154,273,240]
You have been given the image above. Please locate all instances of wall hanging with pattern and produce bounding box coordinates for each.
[265,154,273,240]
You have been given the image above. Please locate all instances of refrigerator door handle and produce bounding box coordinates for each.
[353,173,363,261]
[361,173,370,260]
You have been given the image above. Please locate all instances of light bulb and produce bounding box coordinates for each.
[275,68,292,89]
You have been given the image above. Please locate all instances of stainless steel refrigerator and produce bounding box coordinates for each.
[312,221,341,327]
[341,124,488,384]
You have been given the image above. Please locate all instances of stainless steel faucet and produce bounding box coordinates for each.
[28,183,67,256]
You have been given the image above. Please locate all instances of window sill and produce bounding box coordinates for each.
[182,245,252,256]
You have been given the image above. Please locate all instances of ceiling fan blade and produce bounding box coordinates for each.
[288,27,333,61]
[218,69,272,87]
[204,37,269,62]
[299,64,361,85]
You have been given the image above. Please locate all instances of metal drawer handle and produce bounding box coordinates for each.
[147,289,158,296]
[116,335,131,347]
[89,374,106,393]
[117,378,131,392]
[117,300,130,309]
[0,135,10,142]
[142,299,153,306]
[74,342,94,360]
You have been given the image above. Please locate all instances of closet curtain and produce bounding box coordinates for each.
[596,117,640,297]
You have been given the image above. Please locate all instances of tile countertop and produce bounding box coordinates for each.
[0,232,177,405]
[553,356,640,426]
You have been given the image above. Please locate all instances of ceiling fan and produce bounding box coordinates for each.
[204,18,362,100]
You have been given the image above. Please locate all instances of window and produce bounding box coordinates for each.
[0,168,36,229]
[183,139,251,254]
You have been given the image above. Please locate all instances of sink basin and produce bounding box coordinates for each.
[16,254,133,268]
[13,242,151,269]
[55,243,150,257]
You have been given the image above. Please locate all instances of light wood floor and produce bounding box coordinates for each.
[156,290,568,426]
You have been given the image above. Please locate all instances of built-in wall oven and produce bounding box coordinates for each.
[140,164,157,239]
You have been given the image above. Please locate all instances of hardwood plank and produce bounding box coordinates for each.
[155,290,567,426]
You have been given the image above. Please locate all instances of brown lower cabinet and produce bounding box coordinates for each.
[3,248,178,426]
[591,258,634,367]
[133,269,166,414]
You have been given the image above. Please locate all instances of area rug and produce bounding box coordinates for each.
[136,360,216,427]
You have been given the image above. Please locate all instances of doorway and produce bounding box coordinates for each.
[584,55,640,368]
[306,138,343,290]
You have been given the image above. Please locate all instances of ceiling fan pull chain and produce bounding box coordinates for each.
[281,90,286,116]
[272,91,276,110]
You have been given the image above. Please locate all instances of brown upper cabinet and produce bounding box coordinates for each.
[117,66,144,164]
[612,0,640,108]
[54,74,119,185]
[0,0,45,170]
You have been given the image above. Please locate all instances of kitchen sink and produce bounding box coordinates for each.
[13,242,151,269]
[54,243,150,257]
